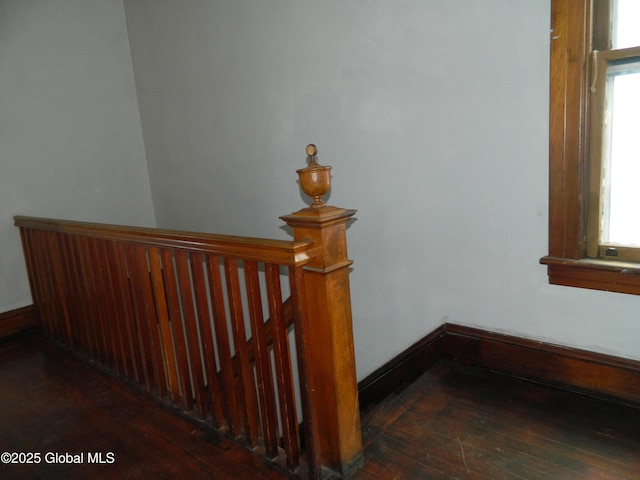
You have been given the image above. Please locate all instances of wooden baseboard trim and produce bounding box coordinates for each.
[0,305,37,339]
[358,325,446,411]
[358,322,640,409]
[442,323,640,406]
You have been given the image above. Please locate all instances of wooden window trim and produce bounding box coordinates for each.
[540,0,640,295]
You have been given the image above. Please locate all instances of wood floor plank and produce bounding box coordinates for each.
[2,335,640,479]
[0,335,288,480]
[404,366,640,478]
[359,359,640,480]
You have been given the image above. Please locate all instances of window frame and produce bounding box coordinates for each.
[540,0,640,295]
[587,46,640,261]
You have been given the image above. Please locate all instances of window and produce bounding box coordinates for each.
[541,0,640,294]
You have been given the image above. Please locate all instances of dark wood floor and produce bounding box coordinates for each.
[355,358,640,479]
[0,334,288,480]
[1,333,639,479]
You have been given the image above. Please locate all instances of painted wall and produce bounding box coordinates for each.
[0,1,156,313]
[123,0,640,379]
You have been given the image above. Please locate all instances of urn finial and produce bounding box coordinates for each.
[297,144,332,208]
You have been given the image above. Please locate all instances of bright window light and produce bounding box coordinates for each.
[601,65,640,245]
[614,0,640,49]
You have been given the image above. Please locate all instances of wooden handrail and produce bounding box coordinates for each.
[14,216,318,266]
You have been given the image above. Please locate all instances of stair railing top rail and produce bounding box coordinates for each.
[13,215,318,266]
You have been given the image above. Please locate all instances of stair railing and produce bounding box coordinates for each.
[14,144,362,479]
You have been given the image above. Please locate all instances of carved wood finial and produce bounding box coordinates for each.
[306,143,318,158]
[297,144,332,208]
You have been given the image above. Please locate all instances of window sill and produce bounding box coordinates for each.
[540,256,640,295]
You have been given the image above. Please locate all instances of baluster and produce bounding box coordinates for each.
[224,258,260,446]
[160,248,194,410]
[137,246,168,395]
[57,234,81,350]
[48,232,74,345]
[30,230,51,335]
[65,234,92,355]
[77,236,103,361]
[175,249,207,417]
[206,256,240,435]
[97,239,121,374]
[112,241,145,384]
[245,260,279,459]
[103,240,133,379]
[88,237,117,370]
[24,230,52,337]
[126,244,161,392]
[42,232,63,344]
[190,253,225,427]
[148,246,180,403]
[265,263,300,471]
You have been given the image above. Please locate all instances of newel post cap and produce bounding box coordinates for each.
[297,144,332,208]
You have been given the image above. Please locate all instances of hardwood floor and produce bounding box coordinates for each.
[1,333,639,479]
[355,358,640,479]
[0,334,288,480]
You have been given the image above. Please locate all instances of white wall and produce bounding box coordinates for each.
[123,0,640,379]
[0,0,156,313]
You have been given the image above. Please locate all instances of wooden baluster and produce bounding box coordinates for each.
[48,232,74,346]
[224,258,260,446]
[124,244,146,386]
[57,234,81,351]
[281,144,363,478]
[148,246,181,404]
[190,253,225,427]
[20,228,52,335]
[77,235,103,361]
[126,244,162,392]
[160,248,193,410]
[23,230,53,337]
[140,245,168,395]
[102,238,128,375]
[71,234,96,356]
[265,263,300,471]
[98,239,121,374]
[32,230,53,337]
[88,237,117,370]
[140,247,168,396]
[40,231,62,340]
[175,249,207,417]
[244,260,279,459]
[206,256,240,435]
[103,240,133,379]
[112,241,145,385]
[63,234,88,354]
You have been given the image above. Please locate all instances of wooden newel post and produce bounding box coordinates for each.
[281,145,363,478]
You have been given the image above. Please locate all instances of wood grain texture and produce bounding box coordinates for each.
[443,323,640,406]
[15,215,322,477]
[0,334,289,480]
[355,359,640,480]
[281,206,363,478]
[542,0,640,294]
[3,330,640,479]
[359,322,640,411]
[14,215,317,266]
